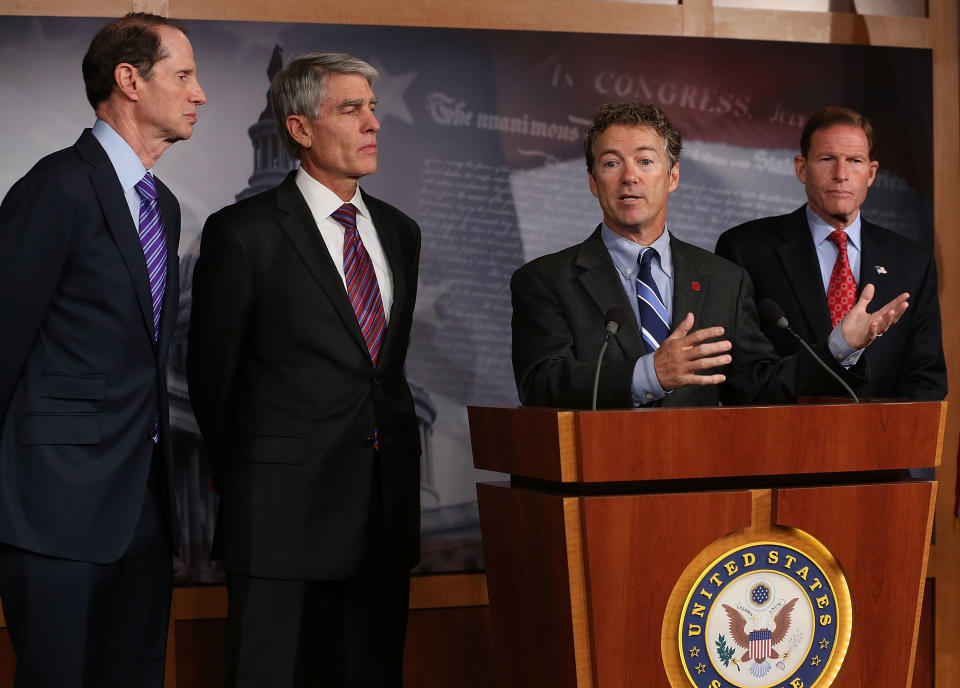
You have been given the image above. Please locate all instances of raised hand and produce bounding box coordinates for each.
[841,283,909,349]
[654,312,732,390]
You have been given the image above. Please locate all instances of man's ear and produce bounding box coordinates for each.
[667,161,679,192]
[794,155,807,184]
[113,62,140,101]
[865,159,879,189]
[285,115,312,150]
[588,171,599,199]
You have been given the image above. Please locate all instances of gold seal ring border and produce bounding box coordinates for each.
[664,530,852,688]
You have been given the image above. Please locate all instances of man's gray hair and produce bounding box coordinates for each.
[270,52,379,159]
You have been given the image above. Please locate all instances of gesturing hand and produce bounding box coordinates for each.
[654,312,732,391]
[841,283,909,349]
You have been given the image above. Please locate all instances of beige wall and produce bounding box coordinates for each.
[1,1,957,685]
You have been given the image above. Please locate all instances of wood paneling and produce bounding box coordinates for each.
[581,490,753,687]
[168,0,684,35]
[774,482,936,687]
[404,607,494,688]
[471,403,946,482]
[930,0,960,685]
[476,483,584,688]
[914,578,935,688]
[713,7,930,46]
[468,407,579,481]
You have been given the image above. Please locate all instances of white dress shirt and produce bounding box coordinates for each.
[295,167,394,323]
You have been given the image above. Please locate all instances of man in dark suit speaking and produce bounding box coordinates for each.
[716,106,946,401]
[512,102,907,409]
[0,13,205,687]
[188,53,421,687]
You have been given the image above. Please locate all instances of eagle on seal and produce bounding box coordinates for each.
[722,598,798,679]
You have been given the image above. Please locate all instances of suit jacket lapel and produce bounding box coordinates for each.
[155,179,180,353]
[670,237,706,329]
[76,131,157,349]
[275,174,373,360]
[575,227,645,360]
[858,218,894,305]
[775,206,831,336]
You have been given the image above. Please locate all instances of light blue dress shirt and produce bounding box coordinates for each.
[601,224,671,404]
[806,205,862,291]
[91,118,148,227]
[805,206,863,363]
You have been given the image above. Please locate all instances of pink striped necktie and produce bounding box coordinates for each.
[134,172,167,340]
[332,202,386,367]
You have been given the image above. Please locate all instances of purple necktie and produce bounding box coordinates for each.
[134,173,167,340]
[332,202,386,367]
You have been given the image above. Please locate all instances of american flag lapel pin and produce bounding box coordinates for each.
[874,265,888,275]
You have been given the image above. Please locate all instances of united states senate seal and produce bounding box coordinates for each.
[676,541,850,688]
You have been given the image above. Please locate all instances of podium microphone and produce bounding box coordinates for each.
[756,299,860,404]
[592,307,626,411]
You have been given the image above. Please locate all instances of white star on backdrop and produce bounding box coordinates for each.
[367,58,418,125]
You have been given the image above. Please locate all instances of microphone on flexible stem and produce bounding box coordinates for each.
[756,299,860,404]
[592,307,626,411]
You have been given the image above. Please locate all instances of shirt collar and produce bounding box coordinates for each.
[90,118,147,194]
[295,167,370,221]
[601,224,673,278]
[805,204,861,251]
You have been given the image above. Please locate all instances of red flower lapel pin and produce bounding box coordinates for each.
[691,281,702,292]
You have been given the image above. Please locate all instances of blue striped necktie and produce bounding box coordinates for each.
[636,247,670,351]
[332,202,386,367]
[134,173,166,340]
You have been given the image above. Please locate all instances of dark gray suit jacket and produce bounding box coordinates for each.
[0,129,180,563]
[187,171,421,580]
[716,206,946,400]
[511,227,865,409]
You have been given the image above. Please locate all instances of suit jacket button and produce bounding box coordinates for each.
[373,377,383,386]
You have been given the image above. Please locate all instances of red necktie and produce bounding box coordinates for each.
[827,230,857,327]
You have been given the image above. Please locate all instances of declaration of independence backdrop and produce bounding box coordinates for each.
[0,15,932,582]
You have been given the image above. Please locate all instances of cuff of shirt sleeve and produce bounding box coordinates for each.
[828,323,864,367]
[632,353,667,405]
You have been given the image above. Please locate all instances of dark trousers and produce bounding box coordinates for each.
[0,468,172,688]
[225,478,411,688]
[225,567,410,688]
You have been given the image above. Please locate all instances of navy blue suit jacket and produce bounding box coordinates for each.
[0,130,181,564]
[716,206,946,400]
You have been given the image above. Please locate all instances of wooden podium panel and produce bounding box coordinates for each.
[580,490,753,688]
[471,403,945,688]
[477,483,584,688]
[774,482,937,687]
[469,403,945,482]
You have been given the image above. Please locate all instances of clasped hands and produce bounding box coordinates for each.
[653,283,909,391]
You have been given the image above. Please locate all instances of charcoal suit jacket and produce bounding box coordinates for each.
[187,171,421,580]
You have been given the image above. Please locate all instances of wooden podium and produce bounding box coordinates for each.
[469,402,945,688]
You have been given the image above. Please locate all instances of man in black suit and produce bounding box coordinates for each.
[716,106,946,400]
[0,13,205,687]
[512,102,907,409]
[188,52,421,687]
